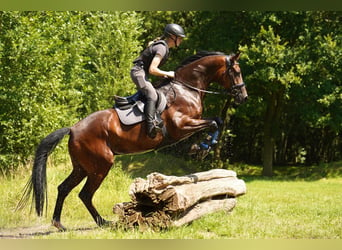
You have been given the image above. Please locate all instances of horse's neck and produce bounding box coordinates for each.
[176,56,223,89]
[156,78,202,109]
[176,67,207,91]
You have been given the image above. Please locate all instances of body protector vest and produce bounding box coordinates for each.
[133,40,169,74]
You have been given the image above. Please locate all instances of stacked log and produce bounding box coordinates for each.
[113,169,246,229]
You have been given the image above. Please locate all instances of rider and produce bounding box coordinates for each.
[131,23,185,138]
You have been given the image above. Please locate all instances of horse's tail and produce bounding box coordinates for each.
[16,127,70,216]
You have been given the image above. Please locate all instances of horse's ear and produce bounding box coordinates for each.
[235,52,241,60]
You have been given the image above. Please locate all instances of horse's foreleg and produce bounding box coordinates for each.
[175,116,218,134]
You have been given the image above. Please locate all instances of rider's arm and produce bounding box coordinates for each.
[149,54,174,78]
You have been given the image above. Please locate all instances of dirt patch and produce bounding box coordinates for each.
[0,225,56,238]
[0,225,98,238]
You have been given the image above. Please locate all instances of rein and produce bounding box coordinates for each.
[173,79,245,96]
[174,79,224,95]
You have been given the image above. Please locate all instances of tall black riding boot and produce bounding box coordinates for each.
[145,99,158,138]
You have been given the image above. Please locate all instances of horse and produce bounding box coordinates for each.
[17,51,248,231]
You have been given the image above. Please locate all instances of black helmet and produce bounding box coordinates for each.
[164,24,186,38]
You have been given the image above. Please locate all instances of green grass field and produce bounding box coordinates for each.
[0,153,341,239]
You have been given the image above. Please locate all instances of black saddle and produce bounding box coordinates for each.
[114,91,146,110]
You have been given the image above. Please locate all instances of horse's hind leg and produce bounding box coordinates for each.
[52,166,87,231]
[78,164,112,227]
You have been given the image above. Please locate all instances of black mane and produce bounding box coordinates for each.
[177,51,225,69]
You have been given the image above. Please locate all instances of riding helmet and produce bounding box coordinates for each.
[164,24,186,38]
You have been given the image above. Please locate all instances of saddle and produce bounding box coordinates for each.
[113,90,167,126]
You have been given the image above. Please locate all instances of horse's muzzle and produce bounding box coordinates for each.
[235,95,247,105]
[233,89,248,105]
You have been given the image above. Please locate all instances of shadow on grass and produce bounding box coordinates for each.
[116,152,200,178]
[116,152,342,182]
[237,161,342,182]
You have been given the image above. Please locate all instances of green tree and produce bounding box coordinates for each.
[234,11,341,174]
[0,11,142,171]
[239,25,301,176]
[285,11,341,163]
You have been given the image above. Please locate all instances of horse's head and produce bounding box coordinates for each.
[175,51,248,105]
[220,52,248,105]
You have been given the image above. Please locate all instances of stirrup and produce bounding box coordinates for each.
[154,113,164,129]
[147,125,157,138]
[154,119,163,129]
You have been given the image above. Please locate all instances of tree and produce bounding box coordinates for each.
[234,11,341,173]
[285,11,341,163]
[239,25,301,176]
[0,11,142,170]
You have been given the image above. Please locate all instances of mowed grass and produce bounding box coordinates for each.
[0,153,341,239]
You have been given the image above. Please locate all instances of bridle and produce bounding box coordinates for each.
[174,55,246,97]
[224,55,246,97]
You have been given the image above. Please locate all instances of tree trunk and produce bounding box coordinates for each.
[262,89,284,176]
[262,94,277,176]
[262,128,274,176]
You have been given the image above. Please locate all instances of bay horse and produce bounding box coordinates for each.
[17,51,247,231]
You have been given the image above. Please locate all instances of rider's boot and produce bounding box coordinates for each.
[145,99,162,138]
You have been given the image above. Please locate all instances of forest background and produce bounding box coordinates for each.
[0,11,341,176]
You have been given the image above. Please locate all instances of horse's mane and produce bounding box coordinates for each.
[177,51,225,69]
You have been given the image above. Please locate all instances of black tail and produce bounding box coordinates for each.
[16,127,70,216]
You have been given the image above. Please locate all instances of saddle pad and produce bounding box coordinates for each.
[115,91,167,126]
[115,101,145,125]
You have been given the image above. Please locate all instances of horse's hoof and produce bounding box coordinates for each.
[52,219,67,232]
[210,120,218,130]
[98,219,113,228]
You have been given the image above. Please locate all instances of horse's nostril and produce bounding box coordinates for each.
[244,96,248,101]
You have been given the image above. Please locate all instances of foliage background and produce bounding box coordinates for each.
[0,11,341,175]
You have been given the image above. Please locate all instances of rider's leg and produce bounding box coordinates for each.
[130,67,160,138]
[141,84,163,138]
[144,96,158,138]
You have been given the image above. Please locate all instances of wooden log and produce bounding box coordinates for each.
[113,169,246,229]
[130,169,237,194]
[129,170,246,211]
[129,169,243,204]
[113,198,237,229]
[158,177,245,211]
[172,198,237,227]
[113,202,173,230]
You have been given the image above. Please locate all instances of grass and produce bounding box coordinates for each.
[0,152,341,239]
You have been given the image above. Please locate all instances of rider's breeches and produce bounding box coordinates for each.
[130,66,158,102]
